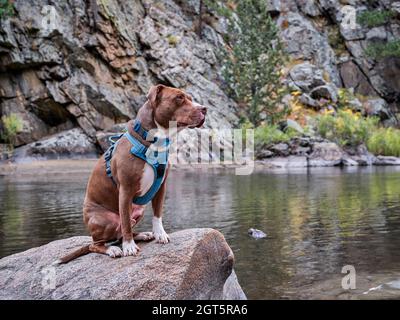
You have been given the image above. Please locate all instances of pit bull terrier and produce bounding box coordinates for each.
[57,85,206,263]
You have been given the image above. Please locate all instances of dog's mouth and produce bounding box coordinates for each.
[194,117,205,128]
[177,117,205,129]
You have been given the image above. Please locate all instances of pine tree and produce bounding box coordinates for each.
[221,0,287,126]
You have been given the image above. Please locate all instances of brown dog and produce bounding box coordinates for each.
[57,85,206,263]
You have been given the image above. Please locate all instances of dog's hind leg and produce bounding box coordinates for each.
[89,242,123,258]
[85,206,125,258]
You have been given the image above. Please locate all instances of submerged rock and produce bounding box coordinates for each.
[248,228,267,239]
[0,228,246,300]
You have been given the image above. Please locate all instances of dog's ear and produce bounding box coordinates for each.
[147,84,165,109]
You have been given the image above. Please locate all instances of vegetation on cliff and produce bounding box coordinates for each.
[220,0,287,126]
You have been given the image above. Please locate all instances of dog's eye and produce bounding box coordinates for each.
[176,95,185,103]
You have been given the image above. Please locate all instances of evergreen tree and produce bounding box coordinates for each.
[221,0,287,126]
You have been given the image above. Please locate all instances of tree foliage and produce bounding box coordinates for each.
[0,0,14,19]
[220,0,288,126]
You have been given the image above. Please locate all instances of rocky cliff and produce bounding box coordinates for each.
[0,0,238,156]
[1,0,399,159]
[276,0,399,124]
[0,228,247,300]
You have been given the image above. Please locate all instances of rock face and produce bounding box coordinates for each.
[1,0,399,160]
[0,228,246,300]
[0,0,238,157]
[278,0,399,122]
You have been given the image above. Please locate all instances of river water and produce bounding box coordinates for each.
[1,164,400,299]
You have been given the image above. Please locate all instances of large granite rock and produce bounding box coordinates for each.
[0,228,246,300]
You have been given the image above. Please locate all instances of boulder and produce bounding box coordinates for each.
[343,145,376,166]
[308,142,343,167]
[289,63,327,92]
[366,27,387,41]
[266,0,281,15]
[279,12,341,87]
[11,128,98,162]
[310,84,338,102]
[270,143,290,156]
[374,156,400,166]
[391,2,400,15]
[339,60,377,96]
[256,149,274,159]
[362,97,392,120]
[0,228,246,300]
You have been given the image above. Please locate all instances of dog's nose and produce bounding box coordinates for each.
[200,106,207,115]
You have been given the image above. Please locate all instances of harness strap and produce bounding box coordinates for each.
[103,121,170,205]
[104,134,123,186]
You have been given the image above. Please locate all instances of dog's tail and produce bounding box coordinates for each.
[53,245,91,265]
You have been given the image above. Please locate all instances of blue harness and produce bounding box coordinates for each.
[104,120,170,205]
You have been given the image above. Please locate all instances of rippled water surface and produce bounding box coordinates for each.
[1,165,400,299]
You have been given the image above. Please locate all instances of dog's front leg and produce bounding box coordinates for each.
[119,187,140,256]
[151,180,170,244]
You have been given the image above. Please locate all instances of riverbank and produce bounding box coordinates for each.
[1,155,400,177]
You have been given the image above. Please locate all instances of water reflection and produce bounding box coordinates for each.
[1,166,400,299]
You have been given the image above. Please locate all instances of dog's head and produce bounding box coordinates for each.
[146,85,207,129]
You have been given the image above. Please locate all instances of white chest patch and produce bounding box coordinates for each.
[139,163,155,196]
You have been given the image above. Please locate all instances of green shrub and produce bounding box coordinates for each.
[254,124,298,147]
[0,0,13,19]
[357,10,394,28]
[315,110,379,147]
[1,113,23,146]
[367,127,400,157]
[365,40,400,59]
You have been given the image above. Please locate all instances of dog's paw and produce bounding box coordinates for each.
[122,240,140,256]
[134,232,155,241]
[153,230,170,244]
[106,245,123,258]
[152,217,170,244]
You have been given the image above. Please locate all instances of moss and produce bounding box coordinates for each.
[365,40,400,59]
[357,10,395,28]
[167,35,180,47]
[0,0,14,19]
[327,26,347,56]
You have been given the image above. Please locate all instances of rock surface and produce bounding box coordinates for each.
[1,0,399,161]
[256,135,400,168]
[278,0,399,123]
[0,228,246,300]
[11,128,98,162]
[0,0,238,156]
